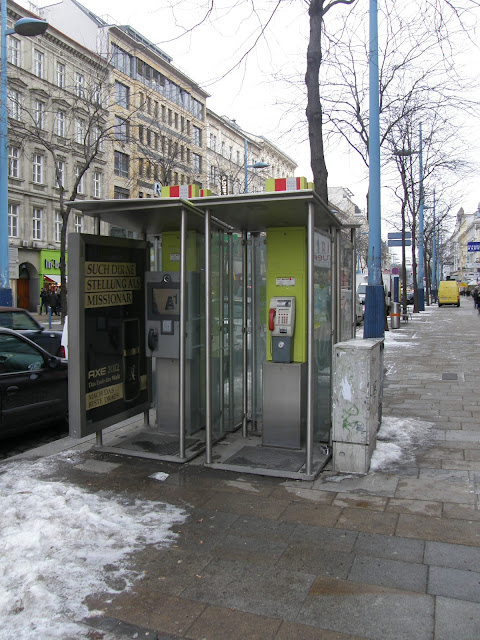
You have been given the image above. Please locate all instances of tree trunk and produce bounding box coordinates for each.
[306,0,329,205]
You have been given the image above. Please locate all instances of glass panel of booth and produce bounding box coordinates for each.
[313,229,332,442]
[340,230,355,342]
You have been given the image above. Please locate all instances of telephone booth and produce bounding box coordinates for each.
[69,187,357,480]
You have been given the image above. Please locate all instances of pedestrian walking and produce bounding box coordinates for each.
[473,288,479,310]
[48,288,58,316]
[39,288,48,314]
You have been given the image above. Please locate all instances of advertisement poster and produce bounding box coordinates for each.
[69,234,150,438]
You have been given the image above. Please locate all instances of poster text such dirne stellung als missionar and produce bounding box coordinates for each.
[84,261,142,308]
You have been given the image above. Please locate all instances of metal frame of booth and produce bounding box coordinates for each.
[70,190,357,480]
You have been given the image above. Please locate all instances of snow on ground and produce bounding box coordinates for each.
[0,452,186,640]
[369,415,434,472]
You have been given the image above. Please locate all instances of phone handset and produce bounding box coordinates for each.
[268,308,276,332]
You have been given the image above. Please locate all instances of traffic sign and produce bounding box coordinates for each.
[391,267,400,275]
[467,242,480,252]
[388,232,412,239]
[388,239,411,247]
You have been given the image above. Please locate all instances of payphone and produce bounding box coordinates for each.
[145,271,202,434]
[269,296,296,363]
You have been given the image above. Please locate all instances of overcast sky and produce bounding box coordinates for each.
[30,0,480,228]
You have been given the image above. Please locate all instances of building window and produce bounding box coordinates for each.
[192,153,201,173]
[8,146,19,178]
[33,207,43,240]
[8,38,19,66]
[138,158,144,176]
[8,88,20,120]
[114,81,130,108]
[114,186,130,199]
[33,49,44,78]
[174,113,178,129]
[75,72,85,97]
[221,141,225,156]
[115,116,129,142]
[209,133,216,151]
[56,110,66,137]
[168,109,172,125]
[75,118,86,144]
[193,126,202,146]
[8,204,19,237]
[56,62,66,88]
[75,166,85,194]
[93,171,102,198]
[34,99,45,129]
[161,105,166,122]
[56,160,65,188]
[74,214,83,233]
[114,151,129,178]
[138,125,144,143]
[55,212,62,242]
[32,154,44,184]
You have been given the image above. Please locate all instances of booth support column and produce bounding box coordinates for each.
[179,208,187,459]
[306,203,315,476]
[250,236,258,430]
[242,230,248,437]
[205,210,212,463]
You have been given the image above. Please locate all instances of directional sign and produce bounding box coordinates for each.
[467,242,480,252]
[388,232,412,240]
[388,239,411,247]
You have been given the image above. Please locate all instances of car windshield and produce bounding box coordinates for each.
[0,311,40,331]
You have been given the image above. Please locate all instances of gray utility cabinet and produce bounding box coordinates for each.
[332,339,384,473]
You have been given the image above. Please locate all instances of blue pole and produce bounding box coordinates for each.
[432,189,437,302]
[364,0,384,339]
[417,123,425,310]
[0,0,13,305]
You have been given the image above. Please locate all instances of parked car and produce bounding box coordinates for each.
[0,307,65,357]
[0,328,68,439]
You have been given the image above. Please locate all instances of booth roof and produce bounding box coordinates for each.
[70,190,356,235]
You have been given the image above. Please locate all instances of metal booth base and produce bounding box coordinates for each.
[97,424,205,464]
[206,430,331,481]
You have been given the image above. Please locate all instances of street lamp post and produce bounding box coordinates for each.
[244,138,269,193]
[364,0,384,339]
[417,122,425,311]
[432,188,437,302]
[1,4,47,305]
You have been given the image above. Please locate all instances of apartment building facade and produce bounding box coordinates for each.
[206,112,297,195]
[5,0,107,309]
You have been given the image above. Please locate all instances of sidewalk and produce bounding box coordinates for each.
[4,302,480,640]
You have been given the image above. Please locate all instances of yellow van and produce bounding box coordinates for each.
[438,280,460,307]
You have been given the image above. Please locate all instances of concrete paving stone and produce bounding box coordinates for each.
[418,447,465,460]
[212,532,288,566]
[184,604,282,640]
[335,508,399,535]
[348,554,428,593]
[331,494,388,511]
[278,503,342,527]
[447,431,480,443]
[314,473,399,497]
[181,557,316,621]
[201,491,291,520]
[428,565,480,602]
[175,510,240,553]
[271,485,337,504]
[386,498,443,517]
[275,541,354,579]
[465,449,480,460]
[288,523,358,552]
[434,596,480,640]
[424,540,480,571]
[416,459,442,469]
[442,459,480,471]
[225,515,298,542]
[73,458,122,473]
[297,577,434,640]
[443,502,480,522]
[275,620,365,640]
[419,468,471,480]
[394,476,476,504]
[395,513,480,546]
[98,588,206,637]
[191,476,278,498]
[353,531,425,562]
[131,547,214,596]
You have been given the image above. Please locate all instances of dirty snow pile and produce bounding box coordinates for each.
[0,453,186,640]
[369,415,434,471]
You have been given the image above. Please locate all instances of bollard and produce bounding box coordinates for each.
[390,301,400,329]
[48,305,52,329]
